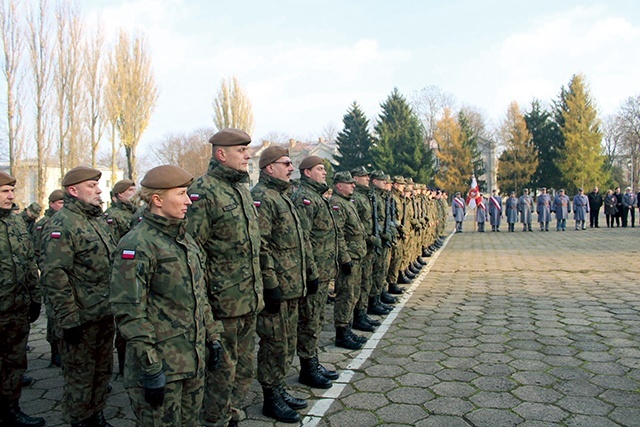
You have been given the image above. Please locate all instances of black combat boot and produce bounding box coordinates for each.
[335,326,363,350]
[71,421,92,427]
[422,248,432,257]
[352,309,376,332]
[299,357,332,389]
[398,272,412,284]
[363,312,381,326]
[50,341,61,367]
[412,260,423,270]
[20,375,33,388]
[368,297,390,316]
[278,384,308,410]
[389,282,406,294]
[417,257,427,266]
[92,410,113,427]
[380,290,397,304]
[5,400,45,427]
[405,268,417,278]
[314,357,339,380]
[262,386,300,423]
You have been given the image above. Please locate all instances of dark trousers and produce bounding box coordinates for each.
[589,209,599,227]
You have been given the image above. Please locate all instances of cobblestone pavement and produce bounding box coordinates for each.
[21,217,640,426]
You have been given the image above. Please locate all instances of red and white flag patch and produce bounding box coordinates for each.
[332,205,339,211]
[50,231,61,239]
[107,218,114,224]
[303,198,311,205]
[121,249,136,259]
[254,201,261,208]
[190,193,200,201]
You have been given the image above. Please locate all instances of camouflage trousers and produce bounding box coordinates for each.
[372,246,391,296]
[297,279,330,359]
[387,239,405,284]
[0,307,29,401]
[59,316,114,423]
[334,258,362,327]
[202,313,257,427]
[357,251,375,311]
[257,299,299,388]
[129,375,204,426]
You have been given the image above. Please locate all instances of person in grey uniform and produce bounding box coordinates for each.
[518,189,534,231]
[536,187,552,231]
[488,189,502,232]
[452,192,466,232]
[573,188,589,230]
[505,191,518,232]
[552,189,570,231]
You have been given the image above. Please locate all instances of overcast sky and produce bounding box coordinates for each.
[84,0,640,154]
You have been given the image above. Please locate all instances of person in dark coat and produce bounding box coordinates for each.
[604,189,617,228]
[587,187,603,228]
[622,187,637,227]
[613,187,623,226]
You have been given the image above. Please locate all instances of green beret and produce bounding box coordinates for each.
[0,171,16,187]
[259,145,289,169]
[350,166,369,177]
[299,155,324,171]
[333,171,355,184]
[48,189,64,203]
[406,177,414,185]
[62,166,101,186]
[140,165,194,189]
[392,176,406,184]
[27,202,42,215]
[112,179,135,195]
[209,128,251,146]
[370,170,385,180]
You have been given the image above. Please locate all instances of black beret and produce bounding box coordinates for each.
[140,165,194,189]
[209,128,251,146]
[62,166,102,186]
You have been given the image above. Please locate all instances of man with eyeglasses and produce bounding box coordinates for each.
[251,146,318,423]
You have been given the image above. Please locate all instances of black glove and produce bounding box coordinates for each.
[306,277,319,295]
[206,340,223,371]
[340,262,353,276]
[143,371,166,409]
[63,324,84,345]
[28,302,41,323]
[264,287,283,314]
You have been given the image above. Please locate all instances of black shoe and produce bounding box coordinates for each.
[368,296,390,316]
[316,358,339,380]
[398,273,412,284]
[405,269,417,279]
[20,375,33,388]
[299,357,332,389]
[50,342,62,368]
[364,313,382,326]
[71,421,93,427]
[411,261,423,270]
[417,257,427,266]
[107,383,113,393]
[278,385,308,410]
[422,249,432,257]
[92,410,113,427]
[335,326,363,350]
[6,401,45,427]
[380,291,398,304]
[228,421,239,427]
[379,301,394,311]
[389,282,406,294]
[262,387,300,423]
[352,310,376,332]
[348,326,368,343]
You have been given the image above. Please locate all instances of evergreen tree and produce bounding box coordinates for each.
[525,99,563,189]
[555,74,607,193]
[434,107,472,196]
[497,101,538,194]
[459,110,486,190]
[333,102,375,172]
[372,88,434,183]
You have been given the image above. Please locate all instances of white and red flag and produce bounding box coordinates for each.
[466,176,482,209]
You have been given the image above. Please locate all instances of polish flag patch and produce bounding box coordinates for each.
[190,193,200,201]
[106,218,114,224]
[50,231,61,239]
[137,216,143,223]
[303,198,311,205]
[36,225,43,231]
[121,249,136,259]
[332,205,339,211]
[254,201,261,208]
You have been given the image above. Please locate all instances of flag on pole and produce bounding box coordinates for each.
[466,176,482,209]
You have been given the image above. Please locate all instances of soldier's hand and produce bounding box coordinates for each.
[206,340,223,371]
[143,371,166,409]
[28,302,41,323]
[340,262,353,276]
[63,324,84,345]
[264,287,283,314]
[372,236,382,249]
[306,277,319,295]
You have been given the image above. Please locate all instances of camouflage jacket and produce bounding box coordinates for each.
[105,200,135,243]
[111,210,222,387]
[0,207,39,317]
[186,159,263,318]
[329,190,367,262]
[40,195,116,329]
[251,171,313,300]
[19,210,37,236]
[353,184,375,244]
[291,176,338,283]
[34,208,56,260]
[391,189,406,239]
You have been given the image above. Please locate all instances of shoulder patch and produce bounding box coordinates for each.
[106,218,114,224]
[36,225,43,231]
[50,231,61,239]
[121,249,136,260]
[190,193,200,201]
[254,201,261,208]
[332,205,339,211]
[303,198,311,205]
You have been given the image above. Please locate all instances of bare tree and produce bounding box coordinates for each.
[321,122,339,142]
[106,28,158,181]
[26,0,54,205]
[153,128,213,177]
[0,0,26,177]
[212,75,254,135]
[411,85,456,141]
[83,22,106,168]
[616,95,640,189]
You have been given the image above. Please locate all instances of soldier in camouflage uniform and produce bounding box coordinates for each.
[291,156,340,389]
[40,166,116,427]
[330,172,369,350]
[19,202,42,238]
[34,189,65,368]
[387,176,409,291]
[251,146,318,423]
[186,128,263,427]
[350,166,386,332]
[111,165,223,426]
[0,172,45,427]
[104,179,136,376]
